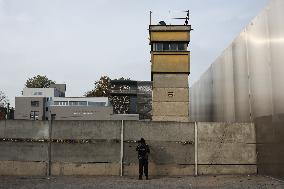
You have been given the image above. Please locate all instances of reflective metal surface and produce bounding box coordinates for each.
[190,0,284,122]
[190,0,284,180]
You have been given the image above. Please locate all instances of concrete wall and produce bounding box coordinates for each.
[197,122,256,175]
[0,120,256,176]
[152,74,189,122]
[123,121,195,176]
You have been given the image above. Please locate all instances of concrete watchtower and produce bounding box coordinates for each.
[149,20,192,122]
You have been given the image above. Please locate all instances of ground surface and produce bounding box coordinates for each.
[0,175,283,189]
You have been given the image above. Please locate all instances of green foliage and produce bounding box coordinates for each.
[85,76,111,97]
[25,75,55,88]
[85,76,132,114]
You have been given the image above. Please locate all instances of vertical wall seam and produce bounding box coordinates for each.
[47,120,52,176]
[120,120,124,176]
[194,121,198,176]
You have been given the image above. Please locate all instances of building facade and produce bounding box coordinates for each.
[48,97,113,120]
[110,80,152,120]
[15,86,65,120]
[15,84,139,121]
[149,24,192,122]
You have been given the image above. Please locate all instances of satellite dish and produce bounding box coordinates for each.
[158,21,166,25]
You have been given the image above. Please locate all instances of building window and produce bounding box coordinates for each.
[30,111,39,120]
[68,101,87,106]
[33,92,43,95]
[88,101,106,107]
[78,101,87,106]
[31,101,40,107]
[54,101,68,106]
[69,101,79,106]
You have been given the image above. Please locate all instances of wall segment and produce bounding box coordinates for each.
[0,120,256,176]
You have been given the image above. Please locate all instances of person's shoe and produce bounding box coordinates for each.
[139,176,142,180]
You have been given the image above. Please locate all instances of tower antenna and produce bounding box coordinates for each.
[150,11,152,25]
[173,10,190,25]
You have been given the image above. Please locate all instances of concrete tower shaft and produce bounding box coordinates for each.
[149,25,192,122]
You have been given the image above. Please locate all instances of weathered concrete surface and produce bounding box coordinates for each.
[153,88,189,102]
[124,121,194,142]
[255,115,284,180]
[0,175,283,189]
[197,122,256,174]
[153,74,189,88]
[197,122,255,143]
[0,161,47,176]
[0,142,48,161]
[198,143,256,164]
[0,120,258,177]
[198,165,257,175]
[110,114,139,120]
[124,121,194,175]
[52,120,121,140]
[152,116,189,122]
[0,121,5,138]
[51,162,119,176]
[152,102,189,116]
[52,142,120,163]
[124,163,194,176]
[0,120,49,139]
[124,141,194,164]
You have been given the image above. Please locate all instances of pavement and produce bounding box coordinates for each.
[0,175,283,189]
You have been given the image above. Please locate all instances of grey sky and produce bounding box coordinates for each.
[0,0,268,107]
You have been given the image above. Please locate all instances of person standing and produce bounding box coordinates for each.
[136,138,150,180]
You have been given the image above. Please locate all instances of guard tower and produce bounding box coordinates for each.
[149,17,192,122]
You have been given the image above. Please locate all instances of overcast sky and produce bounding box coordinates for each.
[0,0,268,106]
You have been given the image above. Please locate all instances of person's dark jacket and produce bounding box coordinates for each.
[136,143,150,160]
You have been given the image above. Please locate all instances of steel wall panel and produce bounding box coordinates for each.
[189,0,284,121]
[267,0,284,115]
[232,32,251,122]
[223,46,235,122]
[246,10,273,118]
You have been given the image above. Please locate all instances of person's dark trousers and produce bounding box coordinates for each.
[139,159,148,179]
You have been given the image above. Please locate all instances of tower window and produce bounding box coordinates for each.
[153,43,187,52]
[170,43,178,51]
[162,43,170,51]
[178,43,187,51]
